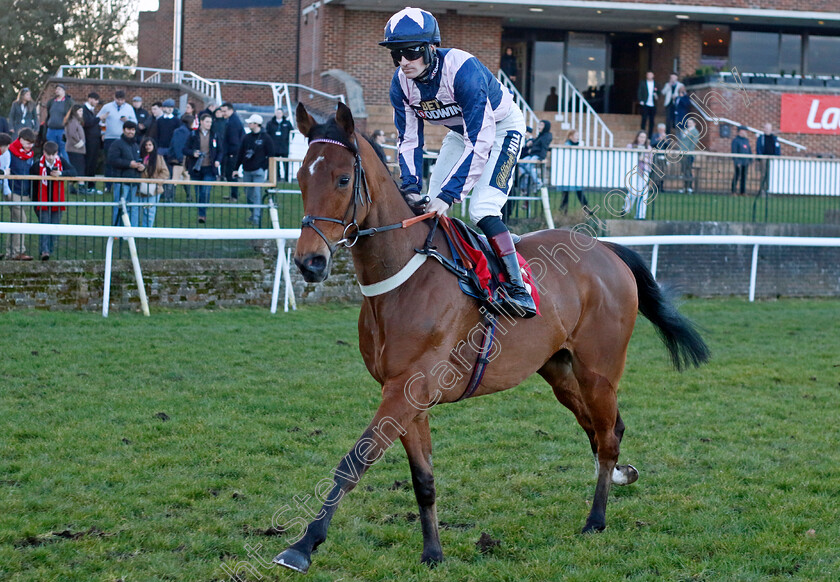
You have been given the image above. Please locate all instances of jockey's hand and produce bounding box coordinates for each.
[400,188,429,214]
[426,196,450,217]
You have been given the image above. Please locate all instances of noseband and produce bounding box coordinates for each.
[301,137,371,256]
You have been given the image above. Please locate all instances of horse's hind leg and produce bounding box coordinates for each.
[572,358,623,533]
[399,412,443,566]
[539,353,637,488]
[538,352,635,533]
[607,412,638,486]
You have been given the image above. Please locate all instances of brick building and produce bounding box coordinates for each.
[138,1,840,155]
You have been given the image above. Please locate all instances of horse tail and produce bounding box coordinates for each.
[602,241,710,371]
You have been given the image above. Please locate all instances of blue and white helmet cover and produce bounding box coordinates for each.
[380,7,441,47]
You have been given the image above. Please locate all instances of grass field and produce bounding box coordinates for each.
[1,299,839,581]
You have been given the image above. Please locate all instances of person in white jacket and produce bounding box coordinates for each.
[661,73,686,135]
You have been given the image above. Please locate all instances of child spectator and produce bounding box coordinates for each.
[31,141,77,260]
[624,130,653,219]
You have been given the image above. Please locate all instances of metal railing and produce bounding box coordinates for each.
[56,65,223,105]
[548,145,840,226]
[0,170,302,261]
[497,70,539,134]
[6,148,840,265]
[692,97,807,152]
[555,74,613,148]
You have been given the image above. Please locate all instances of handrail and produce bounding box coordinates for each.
[54,65,345,119]
[269,83,346,131]
[497,70,539,135]
[692,103,807,152]
[556,74,613,148]
[56,64,223,105]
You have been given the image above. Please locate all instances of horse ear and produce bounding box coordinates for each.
[296,102,315,136]
[335,102,355,137]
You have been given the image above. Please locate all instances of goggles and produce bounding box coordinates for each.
[390,45,426,66]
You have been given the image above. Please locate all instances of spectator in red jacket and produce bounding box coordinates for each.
[31,141,77,260]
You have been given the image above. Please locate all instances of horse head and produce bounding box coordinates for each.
[294,102,375,282]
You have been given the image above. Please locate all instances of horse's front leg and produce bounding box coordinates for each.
[400,412,443,566]
[273,380,420,574]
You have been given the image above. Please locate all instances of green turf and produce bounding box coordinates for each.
[1,299,838,581]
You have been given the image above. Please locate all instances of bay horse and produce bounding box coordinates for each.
[274,102,709,573]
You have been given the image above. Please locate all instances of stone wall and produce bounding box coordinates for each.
[607,220,840,298]
[0,251,360,313]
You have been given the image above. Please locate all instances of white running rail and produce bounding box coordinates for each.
[498,70,539,134]
[0,220,300,316]
[601,235,840,302]
[556,74,613,148]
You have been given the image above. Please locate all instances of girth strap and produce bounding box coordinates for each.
[454,313,497,402]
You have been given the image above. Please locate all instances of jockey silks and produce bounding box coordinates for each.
[390,47,518,206]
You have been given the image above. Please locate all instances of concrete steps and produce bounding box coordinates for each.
[598,113,647,149]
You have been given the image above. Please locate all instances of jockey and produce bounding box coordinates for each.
[381,7,537,319]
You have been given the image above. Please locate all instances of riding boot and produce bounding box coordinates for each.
[488,231,537,319]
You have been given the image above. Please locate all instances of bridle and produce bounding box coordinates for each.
[301,136,433,256]
[300,137,371,256]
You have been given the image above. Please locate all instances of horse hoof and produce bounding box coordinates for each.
[581,522,606,534]
[421,552,444,568]
[273,548,311,574]
[612,464,639,486]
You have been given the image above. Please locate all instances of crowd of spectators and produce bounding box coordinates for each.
[0,86,296,259]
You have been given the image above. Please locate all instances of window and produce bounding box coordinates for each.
[701,25,730,72]
[730,31,780,74]
[533,41,565,112]
[779,34,802,75]
[807,36,840,76]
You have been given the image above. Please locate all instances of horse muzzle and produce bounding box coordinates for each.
[295,252,331,283]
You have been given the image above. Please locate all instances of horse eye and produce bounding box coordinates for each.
[337,175,351,188]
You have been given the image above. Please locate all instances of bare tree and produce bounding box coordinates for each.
[66,0,139,68]
[0,0,70,112]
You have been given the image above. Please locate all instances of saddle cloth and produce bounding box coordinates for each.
[440,217,540,315]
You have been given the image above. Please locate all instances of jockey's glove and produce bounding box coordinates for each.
[400,187,430,214]
[426,196,451,217]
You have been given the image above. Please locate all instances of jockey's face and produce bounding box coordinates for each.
[398,46,431,80]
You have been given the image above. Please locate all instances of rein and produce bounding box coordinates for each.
[302,137,434,255]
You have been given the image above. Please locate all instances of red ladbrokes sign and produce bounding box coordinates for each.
[781,94,840,134]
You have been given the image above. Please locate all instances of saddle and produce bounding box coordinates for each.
[420,216,540,316]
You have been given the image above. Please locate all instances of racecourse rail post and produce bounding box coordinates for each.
[749,244,760,303]
[269,202,297,313]
[120,200,150,316]
[650,244,659,280]
[103,236,115,318]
